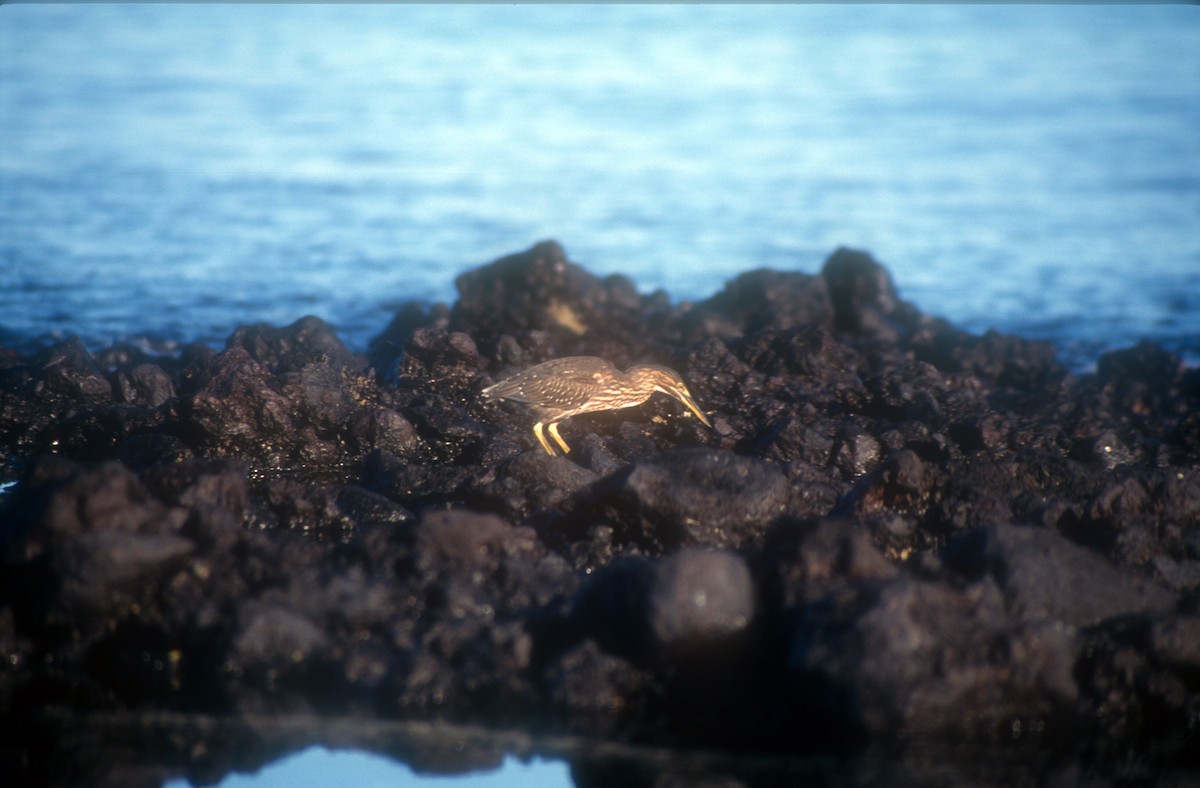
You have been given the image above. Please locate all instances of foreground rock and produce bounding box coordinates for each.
[1,241,1198,785]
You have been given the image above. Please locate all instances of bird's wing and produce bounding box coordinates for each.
[483,361,609,409]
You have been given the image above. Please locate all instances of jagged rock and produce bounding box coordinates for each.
[451,240,642,347]
[942,523,1175,627]
[1,243,1198,784]
[691,268,834,336]
[584,448,789,551]
[114,362,175,408]
[784,574,1079,736]
[227,315,359,372]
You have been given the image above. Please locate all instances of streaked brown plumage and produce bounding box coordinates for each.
[481,356,712,456]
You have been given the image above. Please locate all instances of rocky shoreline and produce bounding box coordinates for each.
[2,241,1197,785]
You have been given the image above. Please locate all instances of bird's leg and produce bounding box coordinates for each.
[547,422,572,454]
[533,422,557,456]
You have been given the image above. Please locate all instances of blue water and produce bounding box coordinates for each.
[2,6,1199,371]
[162,748,571,788]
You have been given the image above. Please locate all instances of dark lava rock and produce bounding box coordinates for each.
[821,246,909,341]
[912,325,1065,390]
[573,548,756,665]
[760,521,1078,740]
[758,518,900,611]
[178,347,297,462]
[784,574,1079,738]
[542,638,656,735]
[393,327,484,392]
[114,362,176,408]
[227,314,359,372]
[691,268,834,337]
[1096,339,1185,412]
[943,523,1175,628]
[2,241,1199,785]
[466,448,600,520]
[582,448,789,551]
[35,336,115,410]
[0,337,115,461]
[643,549,756,654]
[450,240,643,351]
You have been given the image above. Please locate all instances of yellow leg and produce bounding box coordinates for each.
[547,422,572,454]
[533,422,557,456]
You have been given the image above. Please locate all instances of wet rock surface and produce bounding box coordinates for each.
[1,241,1198,785]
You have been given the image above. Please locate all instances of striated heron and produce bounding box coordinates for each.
[482,356,713,456]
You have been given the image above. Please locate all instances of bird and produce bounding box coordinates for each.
[481,356,713,456]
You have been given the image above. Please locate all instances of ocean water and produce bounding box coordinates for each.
[2,5,1198,372]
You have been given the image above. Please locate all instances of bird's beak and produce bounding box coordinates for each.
[676,388,713,429]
